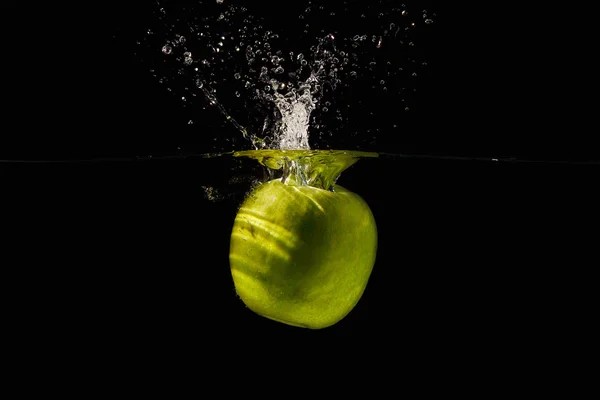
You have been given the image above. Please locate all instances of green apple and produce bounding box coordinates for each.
[229,177,377,329]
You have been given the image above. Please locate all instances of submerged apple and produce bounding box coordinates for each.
[229,155,377,329]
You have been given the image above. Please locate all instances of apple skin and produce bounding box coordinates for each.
[229,178,377,329]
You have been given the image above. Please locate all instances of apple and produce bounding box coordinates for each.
[229,177,377,329]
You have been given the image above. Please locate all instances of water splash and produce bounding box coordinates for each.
[145,1,436,152]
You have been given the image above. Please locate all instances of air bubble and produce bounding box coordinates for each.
[275,66,284,74]
[162,45,172,54]
[234,73,241,79]
[425,18,434,24]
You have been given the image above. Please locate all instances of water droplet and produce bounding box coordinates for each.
[425,18,434,24]
[235,91,241,97]
[234,73,241,79]
[183,51,193,65]
[162,45,172,54]
[380,80,385,85]
[271,56,280,65]
[301,59,308,66]
[275,66,284,74]
[322,107,328,112]
[402,10,408,16]
[412,72,417,76]
[216,0,223,4]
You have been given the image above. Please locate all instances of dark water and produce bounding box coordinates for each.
[5,154,596,359]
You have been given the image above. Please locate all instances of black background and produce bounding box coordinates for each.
[1,1,597,373]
